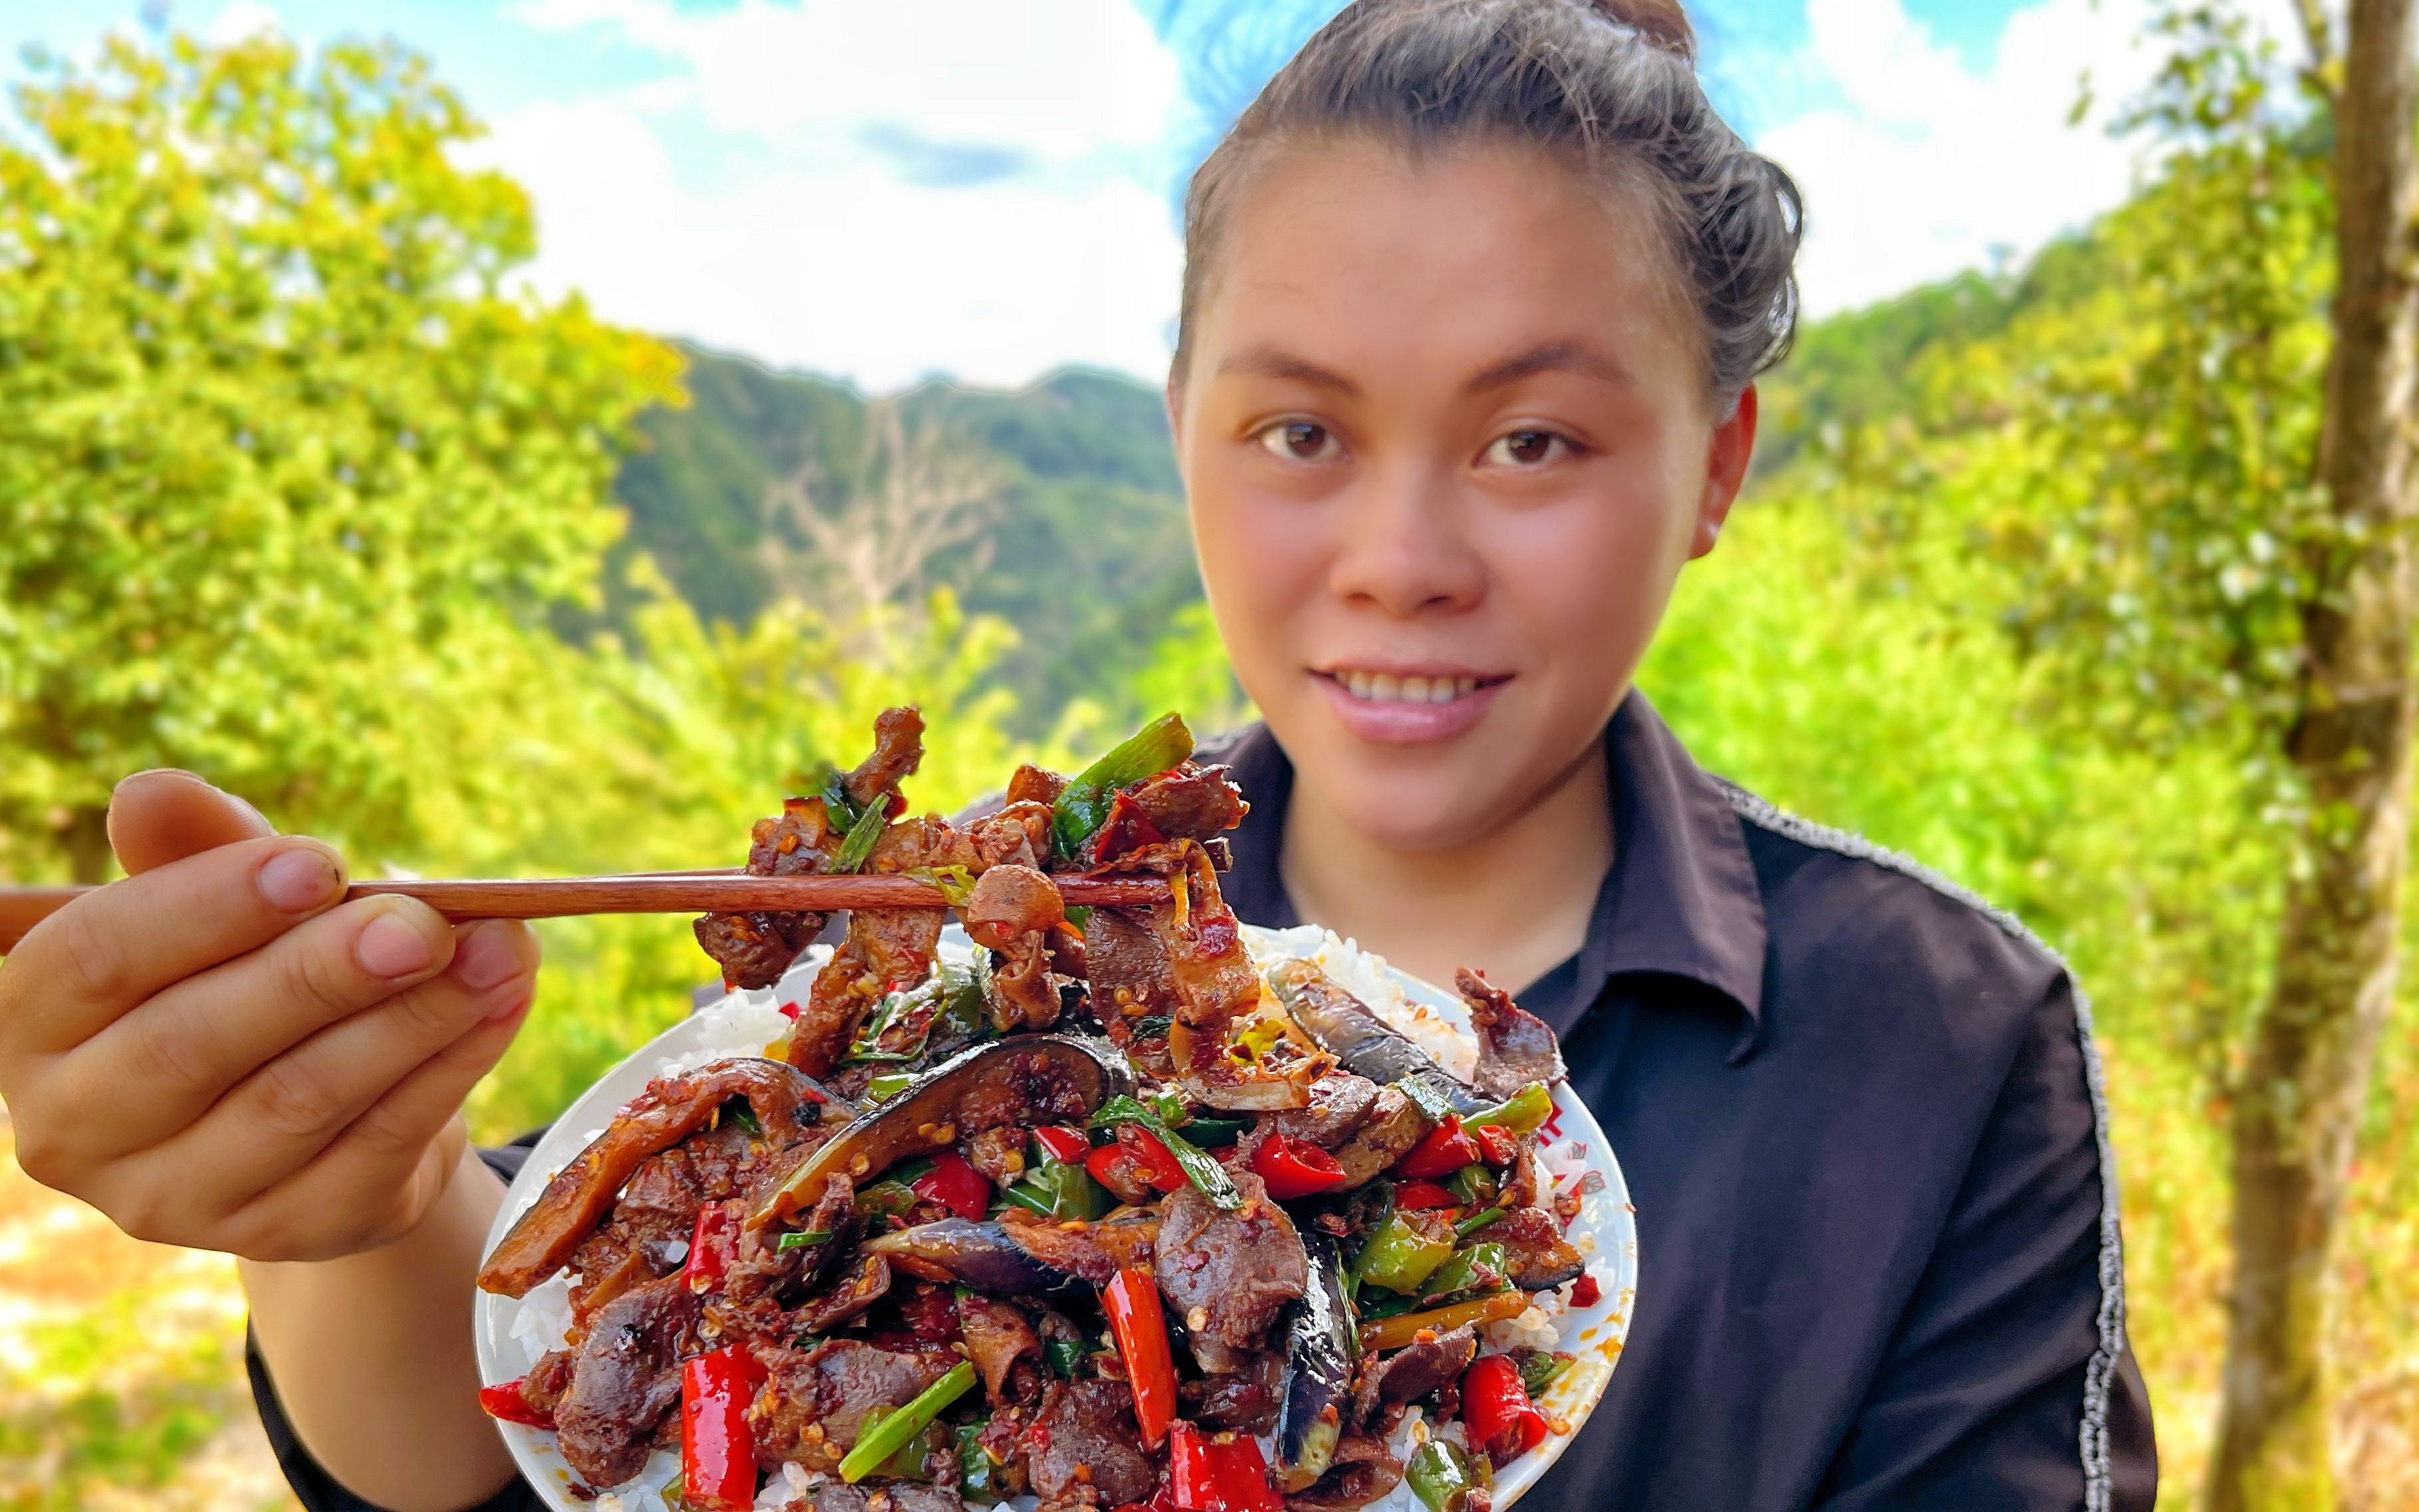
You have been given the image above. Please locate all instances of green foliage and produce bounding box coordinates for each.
[611,348,1199,735]
[0,31,683,881]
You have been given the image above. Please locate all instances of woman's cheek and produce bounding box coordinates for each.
[1191,482,1326,709]
[1494,481,1692,701]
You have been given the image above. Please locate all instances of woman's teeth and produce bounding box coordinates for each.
[1335,671,1480,703]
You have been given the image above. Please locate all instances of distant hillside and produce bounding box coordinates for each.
[609,345,1199,731]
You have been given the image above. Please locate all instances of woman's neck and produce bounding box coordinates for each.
[1277,741,1614,997]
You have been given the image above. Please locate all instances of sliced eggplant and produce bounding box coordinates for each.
[1276,1231,1356,1493]
[751,1033,1134,1229]
[1267,961,1492,1119]
[864,1209,1160,1295]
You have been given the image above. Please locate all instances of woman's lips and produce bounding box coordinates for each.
[1312,669,1510,744]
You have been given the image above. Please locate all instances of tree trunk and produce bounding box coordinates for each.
[2209,3,2419,1508]
[60,804,112,887]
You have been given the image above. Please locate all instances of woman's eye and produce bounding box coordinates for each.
[1256,421,1340,463]
[1484,429,1572,467]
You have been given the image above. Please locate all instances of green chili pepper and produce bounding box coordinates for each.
[1063,904,1093,931]
[1408,1441,1484,1512]
[1089,1094,1242,1209]
[839,1361,977,1482]
[1051,713,1194,860]
[955,1419,1000,1504]
[866,1071,917,1103]
[1454,1207,1506,1241]
[1043,1338,1086,1378]
[852,1407,946,1481]
[1354,1211,1456,1295]
[827,795,891,875]
[1418,1241,1508,1306]
[1130,1014,1173,1039]
[1397,1073,1464,1125]
[717,1097,761,1135]
[1445,1165,1495,1207]
[776,1228,835,1253]
[1518,1351,1576,1398]
[1000,1158,1107,1221]
[855,1180,921,1223]
[1468,1081,1554,1135]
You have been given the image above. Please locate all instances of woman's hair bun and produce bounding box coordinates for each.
[1580,0,1696,60]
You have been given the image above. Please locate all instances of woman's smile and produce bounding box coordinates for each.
[1310,665,1513,744]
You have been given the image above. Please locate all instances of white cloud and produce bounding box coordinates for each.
[478,0,1185,390]
[1758,0,2302,316]
[207,0,283,43]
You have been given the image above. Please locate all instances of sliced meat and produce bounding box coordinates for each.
[1183,1344,1283,1433]
[479,1058,828,1296]
[795,1253,891,1333]
[843,706,927,809]
[551,1273,698,1488]
[1263,1073,1380,1150]
[1456,967,1567,1099]
[957,1293,1045,1406]
[1286,1435,1404,1512]
[1005,763,1067,808]
[1121,845,1305,1111]
[966,800,1055,870]
[1085,907,1180,1019]
[964,864,1065,1030]
[791,822,957,1077]
[873,1491,965,1512]
[1351,1325,1477,1425]
[965,1125,1029,1187]
[730,1169,855,1304]
[1328,1088,1433,1189]
[521,1347,577,1415]
[1155,1171,1308,1369]
[1493,1204,1584,1291]
[1027,1378,1155,1508]
[693,907,819,993]
[754,1339,959,1472]
[814,1488,873,1512]
[999,1205,1159,1284]
[1121,762,1248,841]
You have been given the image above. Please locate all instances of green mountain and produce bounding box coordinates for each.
[609,345,1199,732]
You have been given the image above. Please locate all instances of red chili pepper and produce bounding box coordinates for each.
[1033,1125,1091,1165]
[1105,1267,1178,1449]
[1460,1355,1549,1460]
[1571,1272,1602,1308]
[911,1148,994,1222]
[1470,1122,1519,1167]
[1095,1125,1186,1192]
[1248,1133,1347,1200]
[683,1203,737,1292]
[477,1379,553,1428]
[1170,1423,1281,1512]
[1392,1180,1459,1211]
[681,1346,764,1511]
[1395,1116,1484,1179]
[777,999,802,1021]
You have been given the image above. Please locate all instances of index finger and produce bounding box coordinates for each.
[0,835,349,1054]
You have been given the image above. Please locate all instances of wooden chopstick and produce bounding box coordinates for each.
[0,872,1172,954]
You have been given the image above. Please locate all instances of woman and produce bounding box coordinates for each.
[0,1,2156,1508]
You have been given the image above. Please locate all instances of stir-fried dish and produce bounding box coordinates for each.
[476,710,1606,1512]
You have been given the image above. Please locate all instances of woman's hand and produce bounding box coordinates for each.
[0,769,539,1261]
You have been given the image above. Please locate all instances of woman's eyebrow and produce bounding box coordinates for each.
[1464,340,1632,393]
[1215,346,1362,395]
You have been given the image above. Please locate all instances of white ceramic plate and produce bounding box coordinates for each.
[475,925,1638,1512]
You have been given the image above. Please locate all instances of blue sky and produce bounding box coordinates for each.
[0,0,2304,390]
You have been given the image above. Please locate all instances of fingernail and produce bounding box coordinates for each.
[451,922,526,992]
[257,847,341,913]
[357,910,439,979]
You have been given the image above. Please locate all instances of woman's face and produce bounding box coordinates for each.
[1171,137,1757,852]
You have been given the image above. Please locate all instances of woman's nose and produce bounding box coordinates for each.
[1325,461,1490,618]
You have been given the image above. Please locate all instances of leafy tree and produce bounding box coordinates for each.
[0,31,681,883]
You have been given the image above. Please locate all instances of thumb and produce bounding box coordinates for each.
[107,770,279,876]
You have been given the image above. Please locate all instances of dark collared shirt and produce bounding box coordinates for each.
[1203,696,2156,1511]
[255,694,2155,1512]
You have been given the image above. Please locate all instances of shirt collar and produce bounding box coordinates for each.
[1206,691,1768,1047]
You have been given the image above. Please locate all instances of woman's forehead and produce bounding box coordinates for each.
[1192,136,1698,391]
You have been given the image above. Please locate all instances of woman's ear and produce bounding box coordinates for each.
[1690,383,1758,559]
